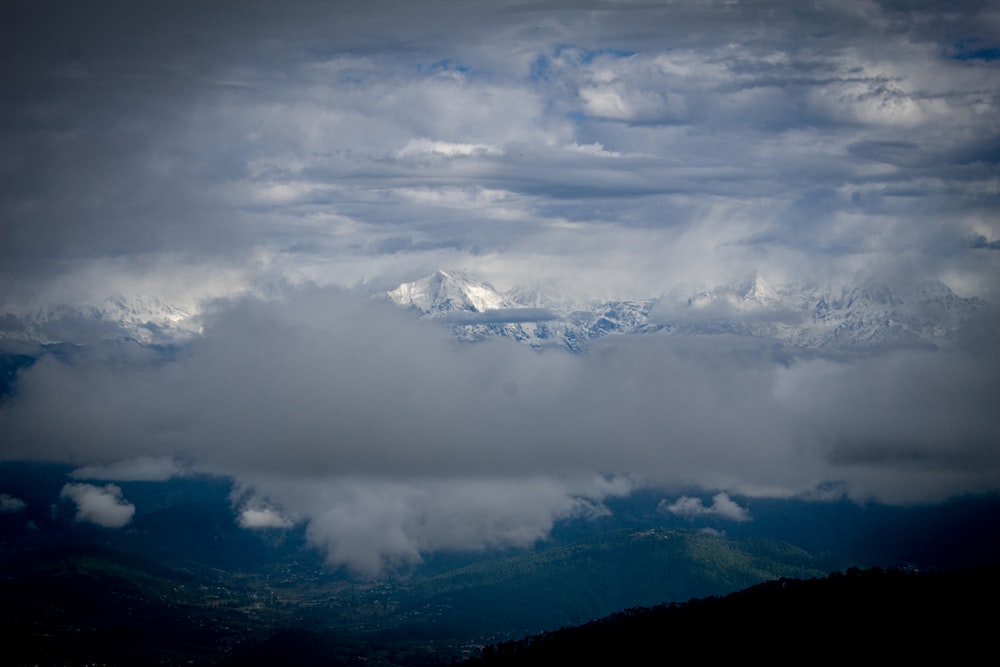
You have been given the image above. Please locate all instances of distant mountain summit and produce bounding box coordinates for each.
[386,269,511,315]
[685,273,786,311]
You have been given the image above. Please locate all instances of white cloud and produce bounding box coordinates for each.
[0,493,27,512]
[566,142,622,158]
[659,493,751,522]
[396,138,504,159]
[238,506,296,530]
[60,483,135,528]
[237,474,632,575]
[579,86,635,120]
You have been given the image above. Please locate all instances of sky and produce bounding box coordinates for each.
[1,0,999,574]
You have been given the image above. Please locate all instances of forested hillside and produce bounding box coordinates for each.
[465,567,1000,665]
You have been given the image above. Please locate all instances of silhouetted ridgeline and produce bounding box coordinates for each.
[466,567,1000,665]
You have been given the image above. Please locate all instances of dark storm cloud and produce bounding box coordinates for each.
[2,0,998,304]
[973,236,1000,250]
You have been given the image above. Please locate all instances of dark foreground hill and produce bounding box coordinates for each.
[2,543,995,665]
[464,566,1000,665]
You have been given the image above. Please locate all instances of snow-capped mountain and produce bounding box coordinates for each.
[385,270,992,353]
[0,294,200,347]
[384,270,662,350]
[684,274,791,312]
[386,269,512,315]
[384,270,560,345]
[1,271,989,355]
[790,283,989,351]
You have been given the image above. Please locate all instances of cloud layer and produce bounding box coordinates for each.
[1,1,998,307]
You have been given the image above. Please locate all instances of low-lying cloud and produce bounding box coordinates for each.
[659,493,751,522]
[435,308,560,325]
[235,474,629,575]
[60,483,136,528]
[237,506,297,530]
[0,493,28,513]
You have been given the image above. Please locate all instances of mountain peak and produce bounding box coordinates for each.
[741,274,781,305]
[386,270,508,315]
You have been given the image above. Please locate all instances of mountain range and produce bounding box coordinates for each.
[0,294,199,347]
[4,460,999,666]
[385,269,992,353]
[1,270,992,354]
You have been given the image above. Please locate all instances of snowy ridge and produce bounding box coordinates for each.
[0,272,990,355]
[0,294,200,346]
[385,271,992,353]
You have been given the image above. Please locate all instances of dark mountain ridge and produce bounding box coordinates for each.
[465,565,1000,665]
